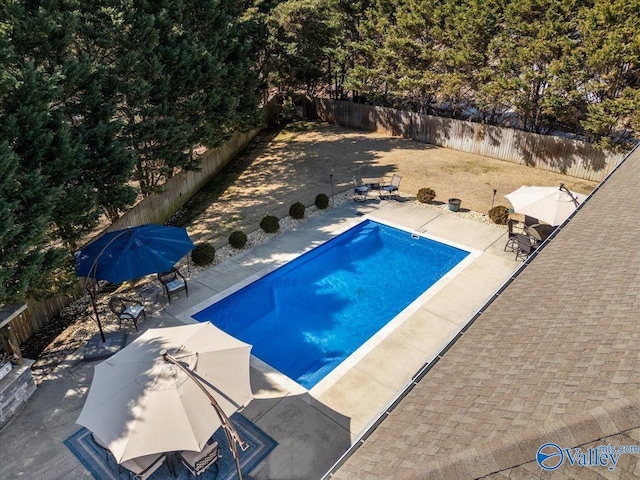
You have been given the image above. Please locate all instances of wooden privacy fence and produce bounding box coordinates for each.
[2,296,75,349]
[313,98,624,182]
[107,129,259,231]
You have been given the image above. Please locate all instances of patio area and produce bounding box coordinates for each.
[0,196,525,480]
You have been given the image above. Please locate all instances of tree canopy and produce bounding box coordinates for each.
[258,0,639,145]
[0,0,261,303]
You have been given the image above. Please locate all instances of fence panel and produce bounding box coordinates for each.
[313,99,622,182]
[5,296,74,346]
[107,129,259,231]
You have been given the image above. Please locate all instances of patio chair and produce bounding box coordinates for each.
[504,219,519,252]
[352,176,370,202]
[158,267,188,304]
[119,453,168,480]
[108,296,146,332]
[514,234,535,261]
[179,440,220,477]
[380,174,402,200]
[91,433,112,464]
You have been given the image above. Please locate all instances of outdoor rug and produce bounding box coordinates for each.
[64,413,277,480]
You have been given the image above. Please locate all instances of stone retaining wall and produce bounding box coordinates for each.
[0,360,36,431]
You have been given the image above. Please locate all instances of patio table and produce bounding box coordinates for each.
[361,177,383,189]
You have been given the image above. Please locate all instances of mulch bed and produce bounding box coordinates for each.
[20,287,121,384]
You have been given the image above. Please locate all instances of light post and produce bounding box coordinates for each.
[162,350,248,480]
[330,174,334,208]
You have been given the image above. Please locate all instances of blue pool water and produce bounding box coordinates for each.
[193,220,469,389]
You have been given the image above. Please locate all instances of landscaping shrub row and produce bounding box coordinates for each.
[187,190,512,267]
[191,194,331,263]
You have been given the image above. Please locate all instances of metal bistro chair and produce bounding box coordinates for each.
[352,176,370,202]
[119,453,168,480]
[179,440,220,477]
[91,433,112,464]
[514,234,535,261]
[108,296,146,332]
[504,219,519,252]
[158,267,188,304]
[380,174,402,200]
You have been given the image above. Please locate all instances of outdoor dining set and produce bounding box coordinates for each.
[503,184,587,261]
[73,225,256,479]
[77,322,254,480]
[352,174,403,201]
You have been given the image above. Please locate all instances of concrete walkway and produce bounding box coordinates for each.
[0,198,522,480]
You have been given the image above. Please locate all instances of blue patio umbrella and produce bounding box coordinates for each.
[76,224,195,341]
[76,224,194,283]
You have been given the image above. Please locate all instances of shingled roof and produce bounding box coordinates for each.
[327,145,640,479]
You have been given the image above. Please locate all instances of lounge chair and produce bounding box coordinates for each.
[380,174,402,200]
[119,453,167,480]
[108,296,146,331]
[352,176,370,202]
[179,440,220,477]
[158,267,188,304]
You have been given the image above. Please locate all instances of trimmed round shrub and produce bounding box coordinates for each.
[289,201,305,219]
[191,242,215,266]
[260,215,280,233]
[488,205,510,225]
[315,193,330,210]
[229,230,248,249]
[417,188,436,203]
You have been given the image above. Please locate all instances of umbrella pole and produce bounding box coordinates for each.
[162,351,248,480]
[559,183,580,207]
[88,281,106,343]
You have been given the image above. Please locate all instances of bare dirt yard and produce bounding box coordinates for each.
[180,121,598,247]
[22,120,599,381]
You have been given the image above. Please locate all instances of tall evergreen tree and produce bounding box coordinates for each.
[264,0,340,95]
[0,0,134,302]
[578,0,640,149]
[113,0,261,195]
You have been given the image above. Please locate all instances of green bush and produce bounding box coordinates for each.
[417,188,436,203]
[315,193,330,210]
[289,201,305,219]
[191,242,215,266]
[229,230,248,249]
[260,215,280,233]
[488,205,510,225]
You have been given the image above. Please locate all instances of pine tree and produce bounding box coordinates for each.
[578,0,640,149]
[112,0,262,195]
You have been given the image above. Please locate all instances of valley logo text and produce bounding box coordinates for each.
[537,442,640,471]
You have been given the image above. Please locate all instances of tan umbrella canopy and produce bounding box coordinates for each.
[505,184,587,226]
[76,323,253,463]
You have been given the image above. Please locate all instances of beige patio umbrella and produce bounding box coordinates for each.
[505,184,587,226]
[76,323,253,464]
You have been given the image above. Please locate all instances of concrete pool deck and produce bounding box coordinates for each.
[0,199,522,480]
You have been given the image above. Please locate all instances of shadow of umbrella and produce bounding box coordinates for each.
[75,224,194,342]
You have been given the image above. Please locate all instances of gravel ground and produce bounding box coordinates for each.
[21,121,597,382]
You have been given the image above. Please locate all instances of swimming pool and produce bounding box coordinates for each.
[193,219,470,389]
